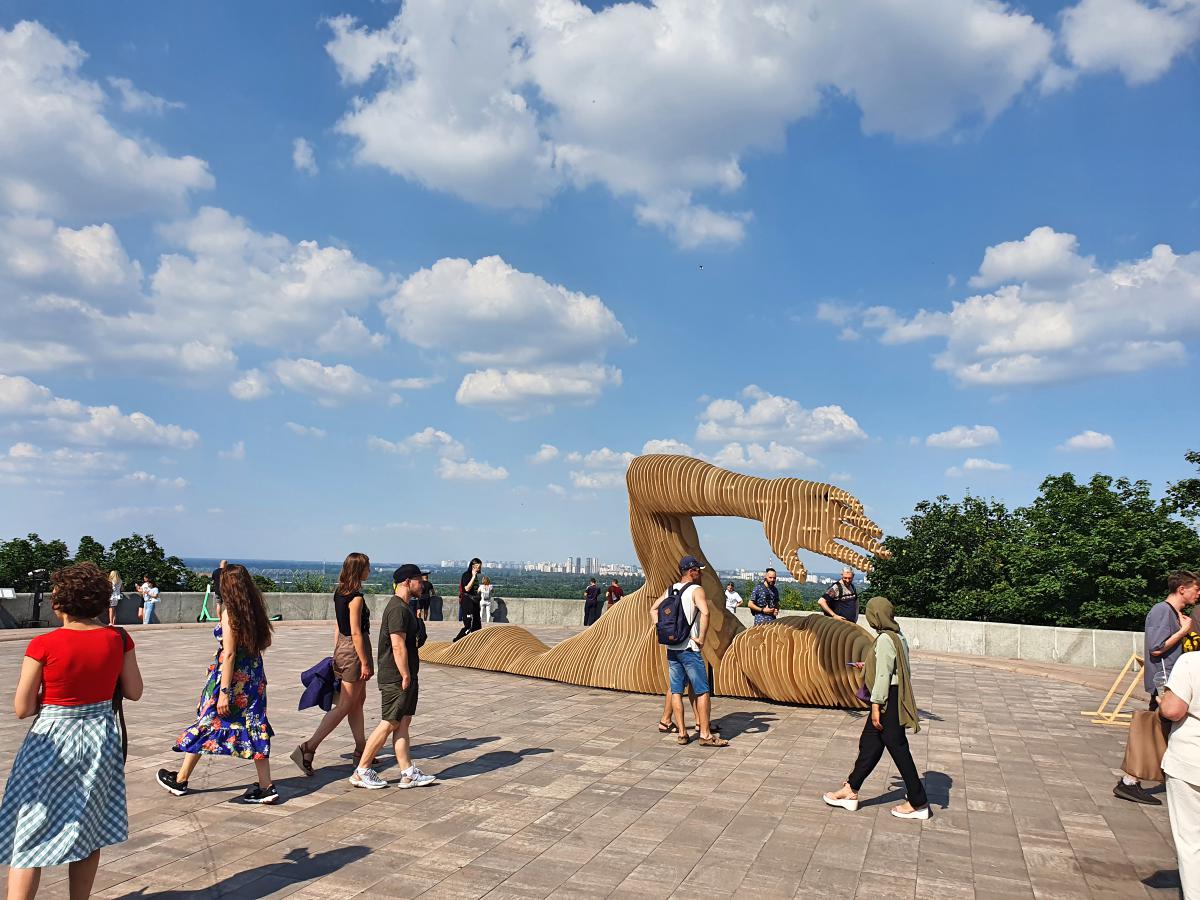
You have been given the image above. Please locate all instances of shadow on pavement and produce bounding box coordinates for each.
[435,747,553,780]
[115,845,370,898]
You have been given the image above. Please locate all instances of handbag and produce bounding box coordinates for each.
[111,626,129,762]
[1120,709,1169,782]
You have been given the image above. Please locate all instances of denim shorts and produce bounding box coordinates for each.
[667,648,709,695]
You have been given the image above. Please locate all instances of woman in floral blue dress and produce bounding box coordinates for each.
[156,564,278,803]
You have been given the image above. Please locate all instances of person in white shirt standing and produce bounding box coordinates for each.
[724,581,742,614]
[479,577,494,625]
[1160,634,1200,899]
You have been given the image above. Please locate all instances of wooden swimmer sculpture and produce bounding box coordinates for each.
[423,455,888,707]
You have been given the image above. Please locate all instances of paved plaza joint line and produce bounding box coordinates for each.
[0,622,1182,899]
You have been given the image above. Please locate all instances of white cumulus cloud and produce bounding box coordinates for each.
[438,457,508,481]
[107,76,183,115]
[569,470,625,490]
[271,358,375,406]
[711,441,818,472]
[455,364,622,418]
[292,138,319,176]
[1058,430,1115,450]
[218,440,246,461]
[925,425,1000,449]
[230,369,272,401]
[696,385,866,445]
[641,438,696,456]
[285,422,327,439]
[853,229,1200,386]
[946,457,1011,477]
[1060,0,1200,85]
[530,444,559,463]
[0,21,212,219]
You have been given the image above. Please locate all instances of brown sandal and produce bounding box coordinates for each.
[676,734,691,745]
[698,735,729,747]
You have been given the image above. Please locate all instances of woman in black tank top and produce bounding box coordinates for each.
[290,553,374,777]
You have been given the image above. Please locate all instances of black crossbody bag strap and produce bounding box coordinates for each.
[111,626,129,762]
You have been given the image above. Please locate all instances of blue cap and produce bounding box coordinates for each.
[678,555,705,572]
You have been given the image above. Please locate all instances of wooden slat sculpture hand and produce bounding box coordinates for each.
[423,455,888,707]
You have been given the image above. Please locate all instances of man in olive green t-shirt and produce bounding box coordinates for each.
[350,564,437,791]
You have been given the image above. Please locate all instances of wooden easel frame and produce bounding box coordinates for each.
[1083,652,1143,726]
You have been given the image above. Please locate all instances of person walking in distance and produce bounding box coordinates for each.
[819,568,860,624]
[606,579,623,609]
[157,565,278,804]
[479,577,494,625]
[748,568,780,625]
[582,578,601,626]
[0,562,143,900]
[650,556,728,747]
[107,569,123,625]
[350,565,437,790]
[823,596,929,819]
[453,558,483,641]
[1115,570,1200,804]
[417,573,435,621]
[724,581,743,615]
[291,552,373,777]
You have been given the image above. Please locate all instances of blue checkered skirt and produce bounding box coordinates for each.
[0,701,128,869]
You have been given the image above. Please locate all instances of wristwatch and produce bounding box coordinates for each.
[219,687,231,696]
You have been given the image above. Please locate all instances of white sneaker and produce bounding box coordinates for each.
[891,805,931,820]
[397,767,438,789]
[822,793,859,811]
[349,768,388,790]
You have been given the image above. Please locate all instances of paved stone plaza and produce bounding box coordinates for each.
[0,622,1183,899]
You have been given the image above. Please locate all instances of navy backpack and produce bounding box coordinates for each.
[656,584,695,646]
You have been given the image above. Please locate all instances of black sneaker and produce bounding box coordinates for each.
[1113,780,1162,805]
[239,783,279,805]
[156,769,189,797]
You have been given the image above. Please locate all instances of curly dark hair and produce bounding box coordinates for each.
[51,562,111,619]
[220,564,273,656]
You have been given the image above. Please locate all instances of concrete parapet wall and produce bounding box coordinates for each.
[2,593,1144,670]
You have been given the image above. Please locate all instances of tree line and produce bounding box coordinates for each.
[866,450,1200,632]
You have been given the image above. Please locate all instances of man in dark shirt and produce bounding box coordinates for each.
[352,564,437,791]
[819,568,860,623]
[583,578,602,625]
[417,573,435,621]
[749,568,781,626]
[454,558,482,641]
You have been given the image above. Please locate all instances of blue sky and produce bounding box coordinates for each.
[0,1,1197,574]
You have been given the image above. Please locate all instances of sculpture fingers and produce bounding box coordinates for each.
[835,522,887,557]
[822,540,875,573]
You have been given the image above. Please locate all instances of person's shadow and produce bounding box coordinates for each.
[712,711,777,739]
[436,747,552,780]
[859,771,952,810]
[411,735,500,759]
[114,846,370,898]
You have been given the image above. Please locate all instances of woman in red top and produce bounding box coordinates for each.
[0,562,144,900]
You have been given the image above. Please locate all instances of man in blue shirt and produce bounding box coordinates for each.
[749,568,780,626]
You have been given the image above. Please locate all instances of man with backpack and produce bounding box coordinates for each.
[819,567,860,624]
[650,556,728,748]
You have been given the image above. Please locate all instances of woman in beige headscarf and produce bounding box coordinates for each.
[822,596,930,819]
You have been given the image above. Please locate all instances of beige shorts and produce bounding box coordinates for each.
[332,632,371,682]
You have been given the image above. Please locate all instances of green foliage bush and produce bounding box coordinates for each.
[868,454,1200,631]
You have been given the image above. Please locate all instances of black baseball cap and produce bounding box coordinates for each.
[678,555,705,572]
[393,564,430,583]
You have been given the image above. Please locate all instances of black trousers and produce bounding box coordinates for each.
[847,685,928,808]
[583,602,600,626]
[454,598,481,640]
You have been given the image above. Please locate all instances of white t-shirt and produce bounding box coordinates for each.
[724,589,742,612]
[480,584,493,603]
[667,583,701,652]
[1163,651,1200,785]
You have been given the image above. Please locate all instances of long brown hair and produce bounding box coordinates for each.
[220,564,273,655]
[337,552,370,596]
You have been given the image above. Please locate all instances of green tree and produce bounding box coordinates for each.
[1008,473,1200,630]
[867,494,1018,622]
[74,536,108,569]
[107,533,191,591]
[1166,449,1200,525]
[0,534,72,591]
[252,574,279,593]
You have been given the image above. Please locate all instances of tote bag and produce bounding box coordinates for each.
[1120,710,1169,783]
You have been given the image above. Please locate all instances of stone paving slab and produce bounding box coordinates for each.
[0,621,1182,899]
